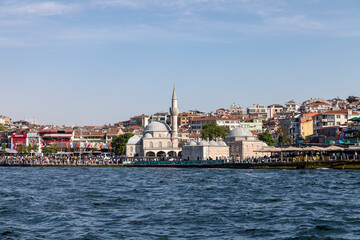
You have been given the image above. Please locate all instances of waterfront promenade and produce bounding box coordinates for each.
[2,155,360,169]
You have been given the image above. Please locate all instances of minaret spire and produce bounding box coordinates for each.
[172,84,177,100]
[170,85,179,139]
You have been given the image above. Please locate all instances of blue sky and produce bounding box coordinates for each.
[1,0,360,125]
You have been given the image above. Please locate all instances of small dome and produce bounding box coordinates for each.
[127,135,142,145]
[198,140,209,146]
[144,122,171,133]
[188,141,197,146]
[261,142,268,147]
[218,141,227,146]
[144,133,152,138]
[227,127,253,138]
[209,140,218,146]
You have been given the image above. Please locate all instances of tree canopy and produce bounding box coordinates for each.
[0,124,7,132]
[111,133,134,156]
[354,129,360,139]
[201,122,230,141]
[258,132,275,146]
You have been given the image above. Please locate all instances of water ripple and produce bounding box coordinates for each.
[0,167,360,239]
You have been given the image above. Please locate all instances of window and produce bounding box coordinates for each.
[150,142,153,148]
[336,115,341,119]
[159,142,162,148]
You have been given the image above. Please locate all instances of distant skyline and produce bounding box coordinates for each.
[1,0,360,125]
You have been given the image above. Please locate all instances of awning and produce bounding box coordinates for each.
[349,117,360,122]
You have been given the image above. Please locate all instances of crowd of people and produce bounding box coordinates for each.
[0,155,123,166]
[1,151,359,166]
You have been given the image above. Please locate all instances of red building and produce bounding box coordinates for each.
[40,130,73,145]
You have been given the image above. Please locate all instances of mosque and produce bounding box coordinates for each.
[126,86,267,160]
[224,128,268,160]
[126,86,181,157]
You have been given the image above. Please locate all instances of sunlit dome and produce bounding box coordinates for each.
[198,140,209,146]
[227,128,253,138]
[209,140,218,146]
[127,135,142,145]
[144,121,171,132]
[218,141,227,146]
[188,141,197,146]
[144,133,153,138]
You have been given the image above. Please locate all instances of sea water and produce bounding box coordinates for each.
[1,167,360,239]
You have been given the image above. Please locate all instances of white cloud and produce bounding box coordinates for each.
[268,15,323,31]
[0,1,78,16]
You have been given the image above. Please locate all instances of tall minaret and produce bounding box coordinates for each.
[170,85,179,139]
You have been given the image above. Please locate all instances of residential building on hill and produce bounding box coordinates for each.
[190,117,263,133]
[247,104,269,119]
[300,113,319,139]
[267,104,284,118]
[313,109,360,137]
[130,114,150,127]
[284,100,301,113]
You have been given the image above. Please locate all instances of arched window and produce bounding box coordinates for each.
[246,145,249,152]
[168,142,172,147]
[131,146,133,152]
[236,145,239,152]
[150,142,153,148]
[159,142,162,148]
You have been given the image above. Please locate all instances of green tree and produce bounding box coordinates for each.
[275,126,291,146]
[32,145,39,153]
[1,144,6,154]
[42,145,58,154]
[258,132,275,146]
[26,145,33,154]
[0,124,7,132]
[354,130,360,139]
[17,144,24,154]
[111,133,134,156]
[201,122,230,141]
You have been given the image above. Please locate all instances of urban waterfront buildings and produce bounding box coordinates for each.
[1,92,360,157]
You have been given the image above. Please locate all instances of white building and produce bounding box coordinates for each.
[126,86,181,157]
[182,140,229,161]
[284,100,301,113]
[225,128,268,160]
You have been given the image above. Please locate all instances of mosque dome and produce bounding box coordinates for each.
[188,141,197,146]
[227,128,253,138]
[261,142,268,147]
[198,140,209,146]
[209,140,218,146]
[144,133,153,138]
[127,135,142,145]
[218,141,227,146]
[144,122,171,133]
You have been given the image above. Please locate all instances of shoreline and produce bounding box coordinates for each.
[2,160,360,169]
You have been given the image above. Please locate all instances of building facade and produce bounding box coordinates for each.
[182,140,229,161]
[126,86,181,157]
[224,128,268,160]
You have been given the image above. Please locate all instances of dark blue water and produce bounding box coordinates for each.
[1,167,360,239]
